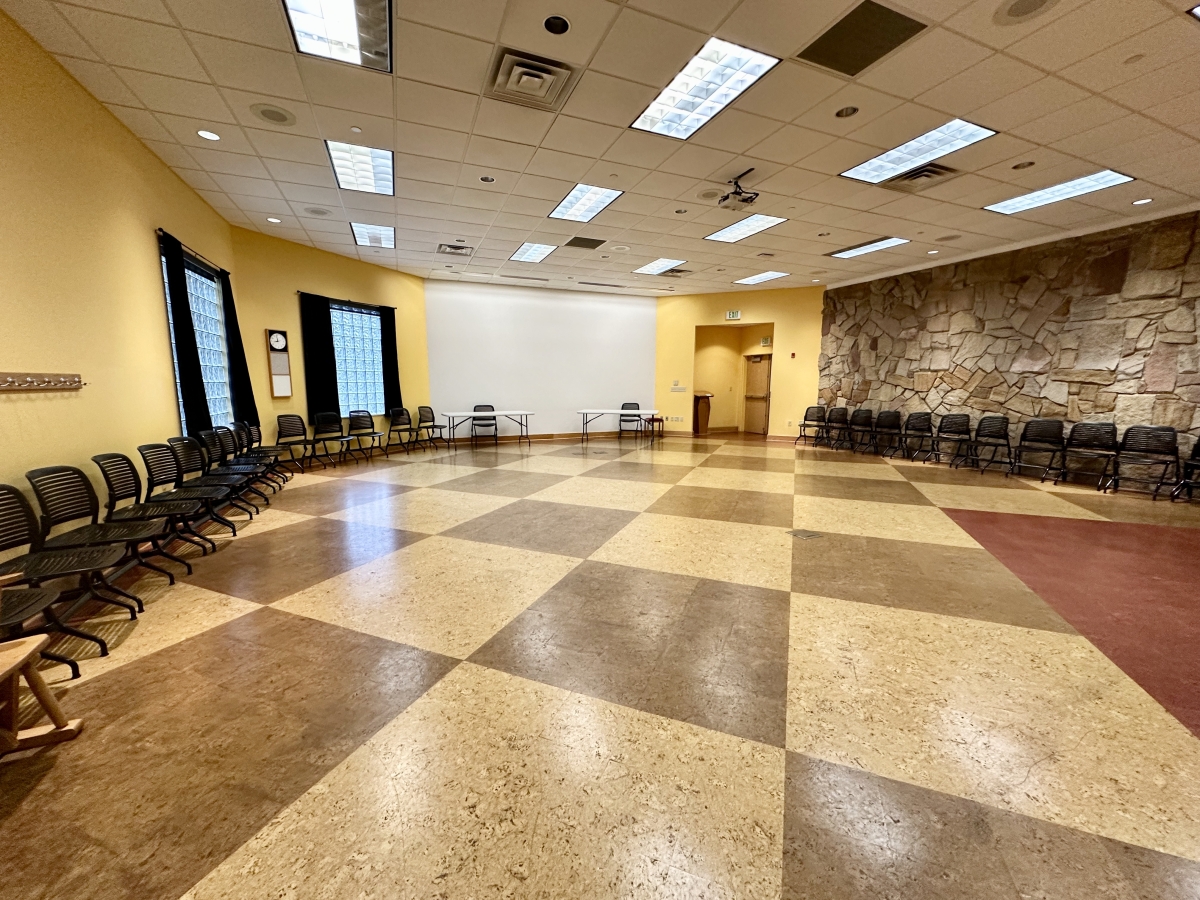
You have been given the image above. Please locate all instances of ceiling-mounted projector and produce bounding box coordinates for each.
[718,168,759,211]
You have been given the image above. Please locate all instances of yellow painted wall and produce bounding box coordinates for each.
[693,327,743,430]
[656,287,824,438]
[229,228,428,435]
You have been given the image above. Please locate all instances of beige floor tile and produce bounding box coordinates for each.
[591,513,793,591]
[793,495,982,547]
[621,449,713,466]
[346,460,485,487]
[495,455,610,475]
[911,483,1110,518]
[208,507,313,542]
[273,537,579,659]
[794,459,907,480]
[527,475,674,512]
[679,467,795,495]
[785,593,1200,861]
[711,444,797,459]
[182,664,784,900]
[279,472,336,490]
[325,488,516,534]
[42,582,258,687]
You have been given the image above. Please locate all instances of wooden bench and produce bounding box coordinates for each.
[0,635,83,754]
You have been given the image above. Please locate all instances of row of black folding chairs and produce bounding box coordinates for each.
[272,408,449,471]
[1,422,290,678]
[796,405,1198,500]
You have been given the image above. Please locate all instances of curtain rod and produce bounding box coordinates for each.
[156,228,225,273]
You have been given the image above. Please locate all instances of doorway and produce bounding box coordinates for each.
[744,354,771,435]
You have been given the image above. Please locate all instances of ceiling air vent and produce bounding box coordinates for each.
[579,282,623,288]
[437,243,473,256]
[565,236,605,250]
[500,274,550,282]
[485,48,580,112]
[797,1,927,77]
[660,268,692,278]
[879,163,961,193]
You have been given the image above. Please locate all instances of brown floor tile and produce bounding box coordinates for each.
[700,454,796,472]
[581,460,696,484]
[895,462,1037,489]
[268,478,413,516]
[543,444,633,460]
[428,449,528,468]
[471,560,790,746]
[794,447,888,464]
[791,531,1073,633]
[1050,490,1200,527]
[185,516,425,603]
[782,753,1200,900]
[648,485,795,527]
[435,468,568,498]
[794,474,934,506]
[443,499,637,558]
[0,608,456,900]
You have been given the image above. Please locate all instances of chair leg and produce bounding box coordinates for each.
[133,548,176,585]
[151,538,193,575]
[43,605,107,659]
[40,650,80,679]
[94,572,143,613]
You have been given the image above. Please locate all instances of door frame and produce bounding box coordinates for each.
[743,353,772,435]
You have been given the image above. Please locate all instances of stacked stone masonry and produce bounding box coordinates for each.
[821,212,1200,451]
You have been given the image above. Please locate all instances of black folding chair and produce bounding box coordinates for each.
[199,429,278,494]
[902,412,934,461]
[1170,440,1199,501]
[825,407,850,450]
[930,414,972,467]
[963,415,1011,473]
[138,443,240,536]
[472,404,498,447]
[848,409,875,454]
[1009,419,1065,482]
[796,406,827,447]
[313,412,353,465]
[386,408,419,455]
[92,452,214,555]
[347,410,385,461]
[1,587,88,678]
[1059,422,1119,489]
[229,423,290,485]
[276,414,317,471]
[417,406,447,448]
[169,436,264,513]
[618,402,643,438]
[1111,425,1178,498]
[875,410,904,458]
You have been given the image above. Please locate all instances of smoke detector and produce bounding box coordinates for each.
[304,207,332,216]
[994,0,1059,25]
[485,48,579,112]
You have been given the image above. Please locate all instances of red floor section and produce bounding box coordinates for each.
[946,509,1200,738]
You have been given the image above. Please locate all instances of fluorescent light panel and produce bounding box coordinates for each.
[549,184,623,222]
[985,170,1134,214]
[735,271,789,285]
[632,38,779,141]
[704,214,787,243]
[1191,4,1200,19]
[634,258,686,275]
[326,141,393,195]
[283,0,390,71]
[831,237,910,259]
[510,243,557,263]
[841,119,995,184]
[351,222,394,248]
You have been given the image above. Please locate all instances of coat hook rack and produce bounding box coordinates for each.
[0,373,87,393]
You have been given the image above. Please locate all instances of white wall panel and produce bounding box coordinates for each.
[424,281,657,437]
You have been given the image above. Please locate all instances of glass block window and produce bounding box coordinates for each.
[330,302,385,416]
[161,258,234,429]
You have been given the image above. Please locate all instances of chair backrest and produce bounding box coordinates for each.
[849,409,873,428]
[875,410,901,431]
[803,406,826,423]
[0,484,41,553]
[418,406,436,425]
[139,443,183,494]
[1020,418,1064,447]
[248,424,265,447]
[1067,421,1118,451]
[215,427,241,461]
[26,466,100,535]
[1120,424,1177,457]
[389,408,411,428]
[313,411,344,438]
[620,402,640,410]
[198,429,226,465]
[619,402,641,422]
[938,413,971,436]
[92,453,144,516]
[276,414,308,443]
[975,415,1010,440]
[348,410,375,434]
[826,406,849,425]
[168,436,209,477]
[231,422,253,453]
[904,412,932,434]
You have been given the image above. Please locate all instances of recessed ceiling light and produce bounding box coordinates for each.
[266,217,282,223]
[350,126,362,134]
[835,106,859,118]
[480,175,495,183]
[250,103,296,126]
[812,279,821,283]
[818,231,831,237]
[282,0,390,72]
[197,130,220,141]
[1133,198,1153,205]
[326,141,394,195]
[927,250,939,254]
[705,214,787,243]
[631,37,779,141]
[830,237,910,258]
[351,222,395,248]
[510,243,557,263]
[675,208,688,214]
[841,119,995,184]
[985,170,1133,214]
[549,183,622,222]
[634,258,686,275]
[1124,53,1145,65]
[612,245,630,251]
[1012,161,1036,170]
[544,15,570,34]
[735,271,788,285]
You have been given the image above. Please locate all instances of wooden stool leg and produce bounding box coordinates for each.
[21,662,69,729]
[12,662,82,749]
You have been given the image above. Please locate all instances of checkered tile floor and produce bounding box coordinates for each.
[4,435,1200,899]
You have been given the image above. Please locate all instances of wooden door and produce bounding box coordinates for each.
[743,355,771,434]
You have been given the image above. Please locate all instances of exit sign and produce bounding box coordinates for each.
[726,310,741,320]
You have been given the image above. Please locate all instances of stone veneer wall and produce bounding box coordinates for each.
[820,212,1200,449]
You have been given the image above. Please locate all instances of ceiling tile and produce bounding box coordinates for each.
[858,28,993,98]
[220,88,320,136]
[526,147,594,180]
[972,76,1090,132]
[755,166,828,197]
[105,104,175,142]
[143,139,197,169]
[465,135,535,170]
[798,138,890,176]
[189,145,271,177]
[733,60,847,123]
[59,0,172,23]
[915,52,1042,114]
[396,0,506,42]
[1058,17,1198,94]
[1006,0,1171,72]
[540,115,621,156]
[263,158,338,188]
[188,32,307,99]
[155,111,256,152]
[1106,56,1200,111]
[513,172,575,201]
[394,152,461,185]
[394,178,456,203]
[2,0,97,59]
[719,0,857,60]
[791,83,904,136]
[498,0,621,67]
[165,0,292,50]
[602,130,679,169]
[246,129,329,164]
[846,103,952,152]
[393,22,492,93]
[1011,94,1126,145]
[473,99,555,145]
[397,120,469,160]
[115,68,236,123]
[589,8,706,88]
[658,143,736,179]
[173,167,221,192]
[211,172,284,198]
[297,56,394,117]
[626,0,740,32]
[635,170,704,199]
[55,5,206,79]
[690,109,782,154]
[394,79,477,134]
[944,0,1090,50]
[56,56,140,105]
[561,71,659,128]
[582,159,650,191]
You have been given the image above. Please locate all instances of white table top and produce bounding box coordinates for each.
[578,409,659,415]
[443,410,535,417]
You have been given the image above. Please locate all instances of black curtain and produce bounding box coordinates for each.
[299,292,340,424]
[378,305,403,413]
[219,270,259,427]
[159,231,212,435]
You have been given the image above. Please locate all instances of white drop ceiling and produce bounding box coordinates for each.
[9,0,1200,295]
